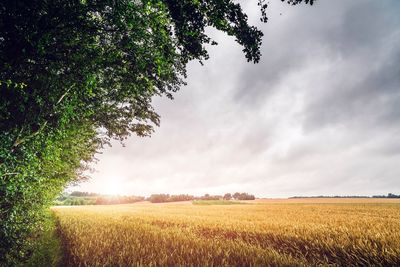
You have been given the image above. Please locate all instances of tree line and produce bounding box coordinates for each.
[148,192,255,203]
[54,192,145,205]
[289,193,400,199]
[55,191,256,205]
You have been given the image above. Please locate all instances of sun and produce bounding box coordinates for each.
[102,181,123,195]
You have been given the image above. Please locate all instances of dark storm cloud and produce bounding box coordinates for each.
[74,0,400,197]
[300,0,400,131]
[235,0,400,113]
[303,49,400,131]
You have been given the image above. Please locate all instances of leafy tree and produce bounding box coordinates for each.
[0,0,313,264]
[237,193,255,200]
[148,194,171,203]
[223,193,232,200]
[169,194,195,202]
[233,192,241,200]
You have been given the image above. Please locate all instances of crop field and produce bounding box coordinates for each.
[52,199,400,266]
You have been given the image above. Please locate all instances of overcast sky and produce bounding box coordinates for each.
[73,0,400,197]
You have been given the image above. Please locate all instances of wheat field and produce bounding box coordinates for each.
[52,199,400,266]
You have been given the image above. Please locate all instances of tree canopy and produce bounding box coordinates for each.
[0,0,313,264]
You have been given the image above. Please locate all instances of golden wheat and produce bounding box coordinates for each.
[52,199,400,266]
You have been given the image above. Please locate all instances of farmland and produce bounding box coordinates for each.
[52,199,400,266]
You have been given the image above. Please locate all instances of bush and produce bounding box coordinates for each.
[0,122,97,265]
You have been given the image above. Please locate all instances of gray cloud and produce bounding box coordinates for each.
[73,0,400,197]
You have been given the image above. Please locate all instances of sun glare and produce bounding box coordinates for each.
[102,180,123,195]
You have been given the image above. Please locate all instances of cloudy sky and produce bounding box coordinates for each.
[73,0,400,197]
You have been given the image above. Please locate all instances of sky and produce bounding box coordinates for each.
[72,0,400,197]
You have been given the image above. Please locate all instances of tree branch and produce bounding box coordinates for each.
[2,172,19,177]
[12,121,48,149]
[56,84,74,105]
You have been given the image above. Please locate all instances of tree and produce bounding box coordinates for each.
[223,193,232,200]
[237,193,256,200]
[0,0,313,264]
[233,192,241,200]
[148,194,171,203]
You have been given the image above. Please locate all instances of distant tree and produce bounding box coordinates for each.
[149,194,171,203]
[70,191,99,197]
[169,194,194,202]
[223,193,232,200]
[232,192,255,200]
[147,194,196,203]
[237,193,255,200]
[200,194,221,200]
[233,192,241,200]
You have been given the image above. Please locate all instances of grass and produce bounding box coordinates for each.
[26,211,63,267]
[52,199,400,266]
[192,200,247,205]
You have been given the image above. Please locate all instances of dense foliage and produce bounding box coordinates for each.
[0,0,313,264]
